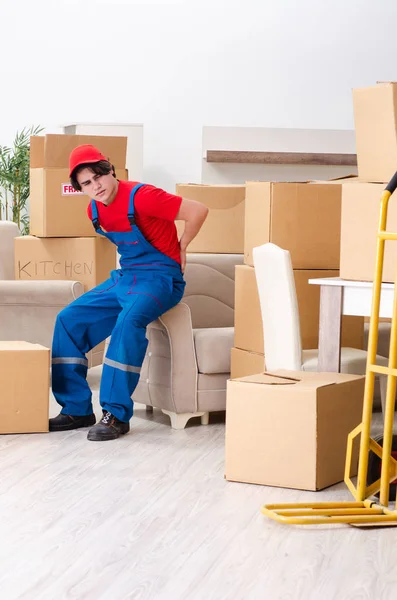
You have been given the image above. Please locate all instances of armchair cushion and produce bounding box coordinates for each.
[193,327,234,374]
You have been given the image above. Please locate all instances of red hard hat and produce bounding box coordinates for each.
[69,144,108,177]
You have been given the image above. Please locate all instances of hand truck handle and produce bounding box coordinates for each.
[385,171,397,194]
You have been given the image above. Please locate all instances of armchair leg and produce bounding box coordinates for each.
[145,405,154,413]
[162,409,209,430]
[200,412,209,425]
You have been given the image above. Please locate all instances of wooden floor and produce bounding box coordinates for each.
[1,366,397,600]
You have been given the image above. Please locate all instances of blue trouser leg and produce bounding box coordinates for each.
[100,273,185,422]
[51,273,122,416]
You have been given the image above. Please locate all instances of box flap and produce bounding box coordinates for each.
[308,175,359,183]
[274,369,364,387]
[234,372,300,385]
[30,136,45,168]
[233,369,363,389]
[326,174,358,181]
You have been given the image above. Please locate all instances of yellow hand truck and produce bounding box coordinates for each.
[262,172,397,527]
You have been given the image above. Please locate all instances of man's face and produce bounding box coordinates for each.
[76,167,118,205]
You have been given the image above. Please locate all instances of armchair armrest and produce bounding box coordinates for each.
[0,280,84,350]
[0,280,84,305]
[158,302,198,413]
[0,279,104,368]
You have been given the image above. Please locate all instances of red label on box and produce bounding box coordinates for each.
[62,184,85,196]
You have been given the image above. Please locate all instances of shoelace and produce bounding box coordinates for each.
[102,411,112,424]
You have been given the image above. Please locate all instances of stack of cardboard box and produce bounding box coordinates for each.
[12,134,128,369]
[224,82,397,488]
[222,179,367,492]
[176,177,364,381]
[1,135,129,435]
[340,82,397,283]
[177,173,368,491]
[14,134,128,290]
[224,84,397,491]
[232,180,364,378]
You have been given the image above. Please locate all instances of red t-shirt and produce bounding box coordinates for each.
[87,180,183,264]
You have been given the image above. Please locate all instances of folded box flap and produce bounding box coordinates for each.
[232,369,364,389]
[233,372,300,385]
[274,369,364,389]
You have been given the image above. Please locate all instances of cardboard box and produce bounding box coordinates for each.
[175,184,245,253]
[14,236,116,291]
[234,265,364,353]
[30,167,128,237]
[230,347,265,379]
[244,181,341,268]
[353,82,397,183]
[30,134,127,169]
[340,181,397,282]
[225,370,365,491]
[0,341,50,434]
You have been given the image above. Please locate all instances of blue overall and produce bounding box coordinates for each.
[51,184,185,422]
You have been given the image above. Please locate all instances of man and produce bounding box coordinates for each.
[49,144,208,441]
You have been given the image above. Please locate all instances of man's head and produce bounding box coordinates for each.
[69,144,119,205]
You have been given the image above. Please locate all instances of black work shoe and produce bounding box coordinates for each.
[87,411,130,441]
[49,413,96,431]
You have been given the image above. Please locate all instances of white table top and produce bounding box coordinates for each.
[308,277,394,318]
[308,277,394,290]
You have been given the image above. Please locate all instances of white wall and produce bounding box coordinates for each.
[1,0,397,192]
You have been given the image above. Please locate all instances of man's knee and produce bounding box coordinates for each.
[55,304,80,329]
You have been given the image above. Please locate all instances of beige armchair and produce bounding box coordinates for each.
[0,221,103,367]
[134,253,244,429]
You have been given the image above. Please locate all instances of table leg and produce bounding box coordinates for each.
[317,285,343,372]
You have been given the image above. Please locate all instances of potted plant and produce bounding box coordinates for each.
[0,125,43,234]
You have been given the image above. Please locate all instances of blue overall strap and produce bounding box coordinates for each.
[90,199,100,231]
[127,183,146,227]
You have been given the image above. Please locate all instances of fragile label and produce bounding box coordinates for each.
[62,184,85,196]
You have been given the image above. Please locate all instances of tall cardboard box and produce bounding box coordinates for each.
[225,370,365,491]
[29,168,128,237]
[175,184,245,253]
[230,347,265,379]
[0,342,50,434]
[30,134,127,169]
[353,83,397,183]
[14,236,116,291]
[244,182,341,268]
[234,265,364,353]
[340,182,396,282]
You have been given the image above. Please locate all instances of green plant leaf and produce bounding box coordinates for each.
[0,124,43,230]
